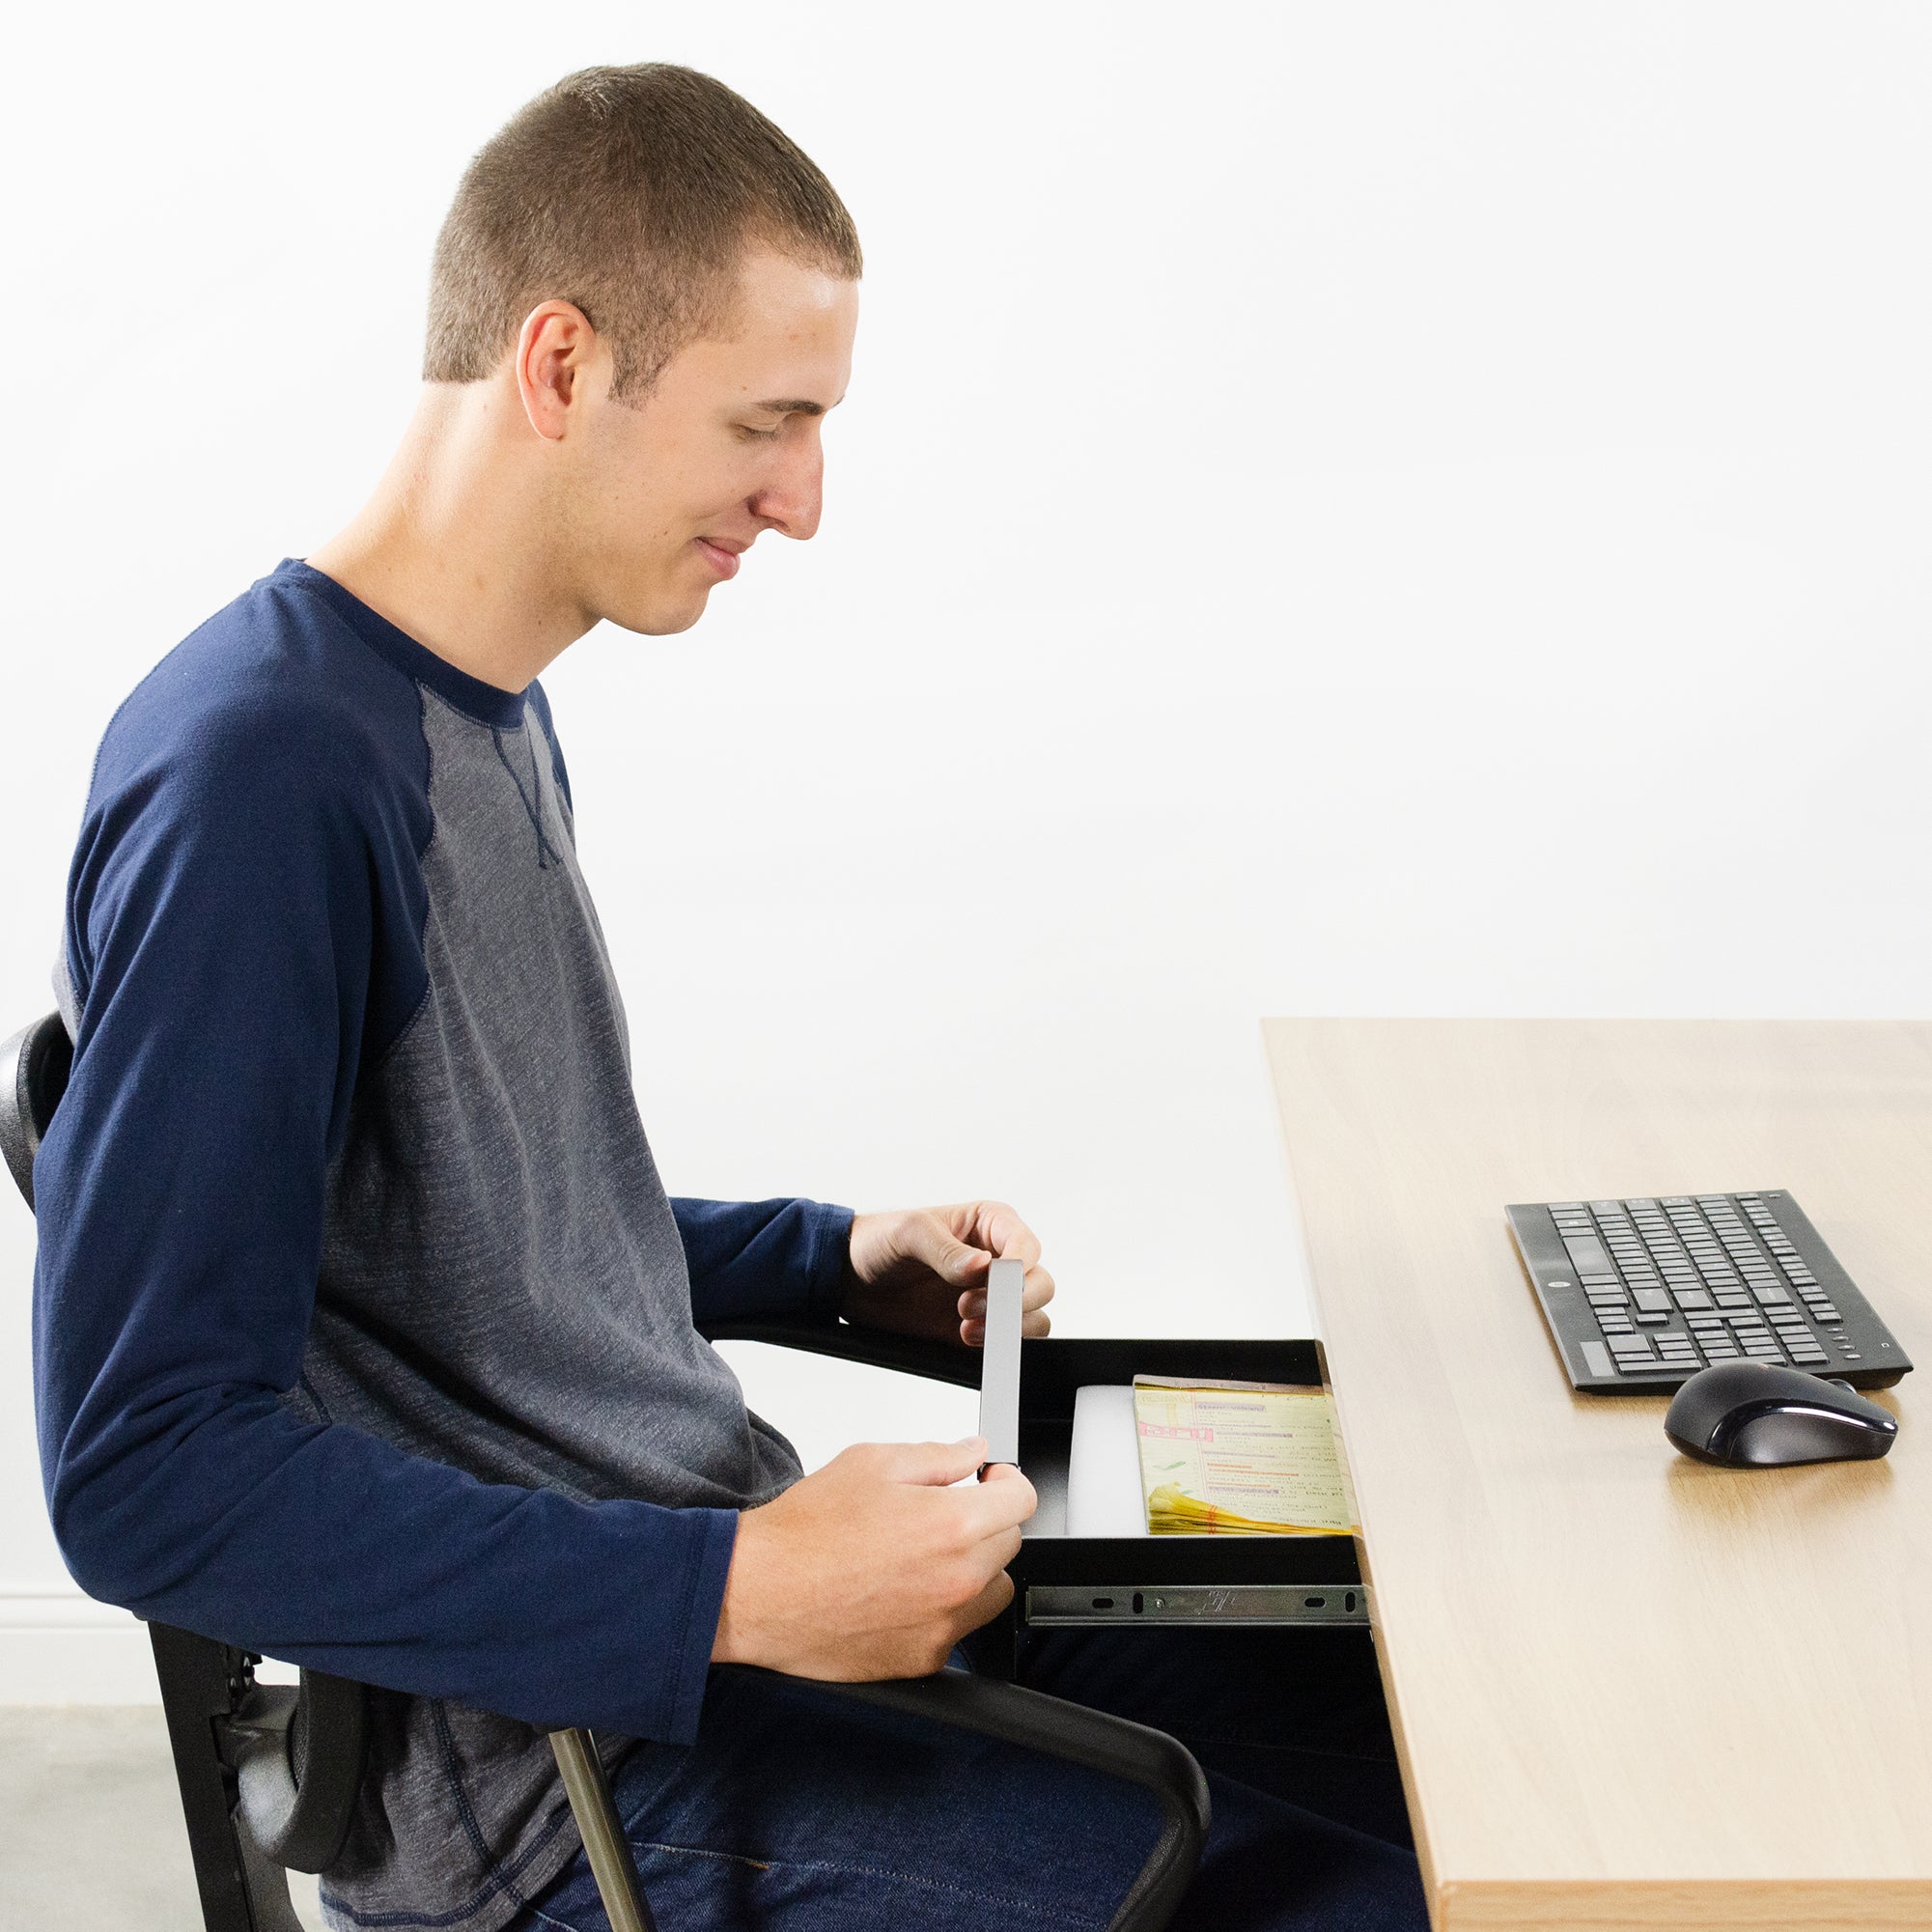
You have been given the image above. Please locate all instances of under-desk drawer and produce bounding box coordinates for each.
[1007,1337,1366,1629]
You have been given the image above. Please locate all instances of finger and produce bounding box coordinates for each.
[958,1264,1052,1325]
[948,1565,1016,1640]
[957,1464,1038,1533]
[970,1201,1043,1268]
[882,1437,989,1488]
[957,1315,1046,1344]
[902,1211,993,1288]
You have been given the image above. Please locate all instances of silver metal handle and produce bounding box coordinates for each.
[979,1255,1024,1467]
[548,1727,657,1932]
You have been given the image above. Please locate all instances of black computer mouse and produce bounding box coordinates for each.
[1665,1360,1898,1468]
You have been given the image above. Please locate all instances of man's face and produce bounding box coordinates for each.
[569,248,859,635]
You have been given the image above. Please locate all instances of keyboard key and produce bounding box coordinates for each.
[1562,1235,1614,1275]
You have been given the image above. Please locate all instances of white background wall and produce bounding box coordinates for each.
[3,0,1929,1697]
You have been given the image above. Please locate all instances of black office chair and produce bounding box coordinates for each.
[2,1011,1210,1932]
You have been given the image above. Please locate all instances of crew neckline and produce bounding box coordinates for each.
[272,558,532,730]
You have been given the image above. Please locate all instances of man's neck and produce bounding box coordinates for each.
[308,384,593,693]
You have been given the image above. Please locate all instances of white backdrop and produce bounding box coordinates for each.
[3,0,1929,1697]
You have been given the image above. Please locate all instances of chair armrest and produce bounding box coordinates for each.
[699,1316,983,1388]
[721,1665,1211,1932]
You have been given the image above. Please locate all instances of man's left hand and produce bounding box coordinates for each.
[843,1201,1054,1348]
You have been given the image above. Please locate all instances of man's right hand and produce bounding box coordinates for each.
[710,1438,1035,1679]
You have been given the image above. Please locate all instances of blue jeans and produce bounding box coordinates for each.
[517,1628,1428,1931]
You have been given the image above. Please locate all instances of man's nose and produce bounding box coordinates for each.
[752,436,825,541]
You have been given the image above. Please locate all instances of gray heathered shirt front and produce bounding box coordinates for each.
[47,563,834,1932]
[306,683,802,1930]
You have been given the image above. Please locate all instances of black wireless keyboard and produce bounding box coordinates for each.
[1506,1191,1912,1394]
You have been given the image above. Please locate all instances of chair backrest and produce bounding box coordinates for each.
[0,1012,71,1210]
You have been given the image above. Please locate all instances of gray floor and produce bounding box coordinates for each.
[0,1707,322,1930]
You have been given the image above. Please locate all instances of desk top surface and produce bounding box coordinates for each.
[1263,1019,1932,1931]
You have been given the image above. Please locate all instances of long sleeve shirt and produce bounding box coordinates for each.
[33,559,854,1930]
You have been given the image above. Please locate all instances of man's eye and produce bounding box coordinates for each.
[736,423,781,441]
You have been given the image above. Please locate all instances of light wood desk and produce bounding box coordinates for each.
[1264,1020,1932,1932]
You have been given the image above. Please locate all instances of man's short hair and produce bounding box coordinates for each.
[424,64,862,400]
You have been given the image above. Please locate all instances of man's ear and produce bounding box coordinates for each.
[513,300,599,441]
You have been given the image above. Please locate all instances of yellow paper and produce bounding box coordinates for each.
[1133,1376,1355,1535]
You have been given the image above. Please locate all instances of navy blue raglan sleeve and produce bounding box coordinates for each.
[672,1197,854,1327]
[34,677,733,1745]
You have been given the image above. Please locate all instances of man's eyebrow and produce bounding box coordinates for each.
[752,397,838,416]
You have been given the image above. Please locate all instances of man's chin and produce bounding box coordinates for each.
[602,587,711,638]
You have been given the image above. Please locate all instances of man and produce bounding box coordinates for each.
[36,64,1425,1930]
